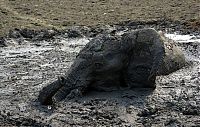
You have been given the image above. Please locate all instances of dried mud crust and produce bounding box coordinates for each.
[0,26,200,126]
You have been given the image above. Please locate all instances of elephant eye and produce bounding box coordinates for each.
[94,62,103,69]
[58,76,66,85]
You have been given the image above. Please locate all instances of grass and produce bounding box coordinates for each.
[0,0,199,36]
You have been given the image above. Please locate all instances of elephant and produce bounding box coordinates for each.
[38,28,186,105]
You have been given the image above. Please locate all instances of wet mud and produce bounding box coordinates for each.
[0,25,200,126]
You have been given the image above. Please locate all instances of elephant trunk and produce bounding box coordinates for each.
[64,58,92,90]
[38,58,92,105]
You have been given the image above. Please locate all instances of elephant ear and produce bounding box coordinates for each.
[124,28,165,88]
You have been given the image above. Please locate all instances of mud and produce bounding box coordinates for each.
[0,26,200,126]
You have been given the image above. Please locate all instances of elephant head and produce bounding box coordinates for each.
[38,35,132,105]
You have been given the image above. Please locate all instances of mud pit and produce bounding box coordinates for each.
[0,28,200,126]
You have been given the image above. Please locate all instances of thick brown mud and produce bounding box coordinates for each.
[0,26,199,126]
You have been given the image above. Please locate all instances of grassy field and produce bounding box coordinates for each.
[0,0,199,36]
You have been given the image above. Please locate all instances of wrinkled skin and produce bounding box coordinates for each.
[38,28,186,105]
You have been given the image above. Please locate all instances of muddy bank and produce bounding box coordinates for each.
[1,19,200,47]
[0,26,200,126]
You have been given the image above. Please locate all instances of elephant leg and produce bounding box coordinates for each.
[125,65,156,89]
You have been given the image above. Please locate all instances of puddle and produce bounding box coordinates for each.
[0,31,199,126]
[165,33,200,62]
[1,38,90,58]
[165,34,200,43]
[60,38,90,52]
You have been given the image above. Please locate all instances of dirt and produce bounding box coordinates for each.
[0,25,200,126]
[0,0,200,126]
[0,0,200,36]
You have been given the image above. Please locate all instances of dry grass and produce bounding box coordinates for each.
[0,0,200,36]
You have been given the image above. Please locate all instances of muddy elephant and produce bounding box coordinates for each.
[38,28,186,105]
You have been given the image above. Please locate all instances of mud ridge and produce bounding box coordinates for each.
[1,19,199,47]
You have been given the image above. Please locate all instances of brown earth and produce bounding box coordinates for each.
[0,0,200,36]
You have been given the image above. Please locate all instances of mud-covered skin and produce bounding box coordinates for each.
[157,35,186,75]
[39,28,185,105]
[39,34,129,105]
[0,37,6,47]
[123,29,165,88]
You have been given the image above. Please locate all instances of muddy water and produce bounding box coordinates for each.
[0,33,199,126]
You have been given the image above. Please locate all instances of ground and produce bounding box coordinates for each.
[0,26,200,126]
[0,0,200,127]
[0,0,200,36]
